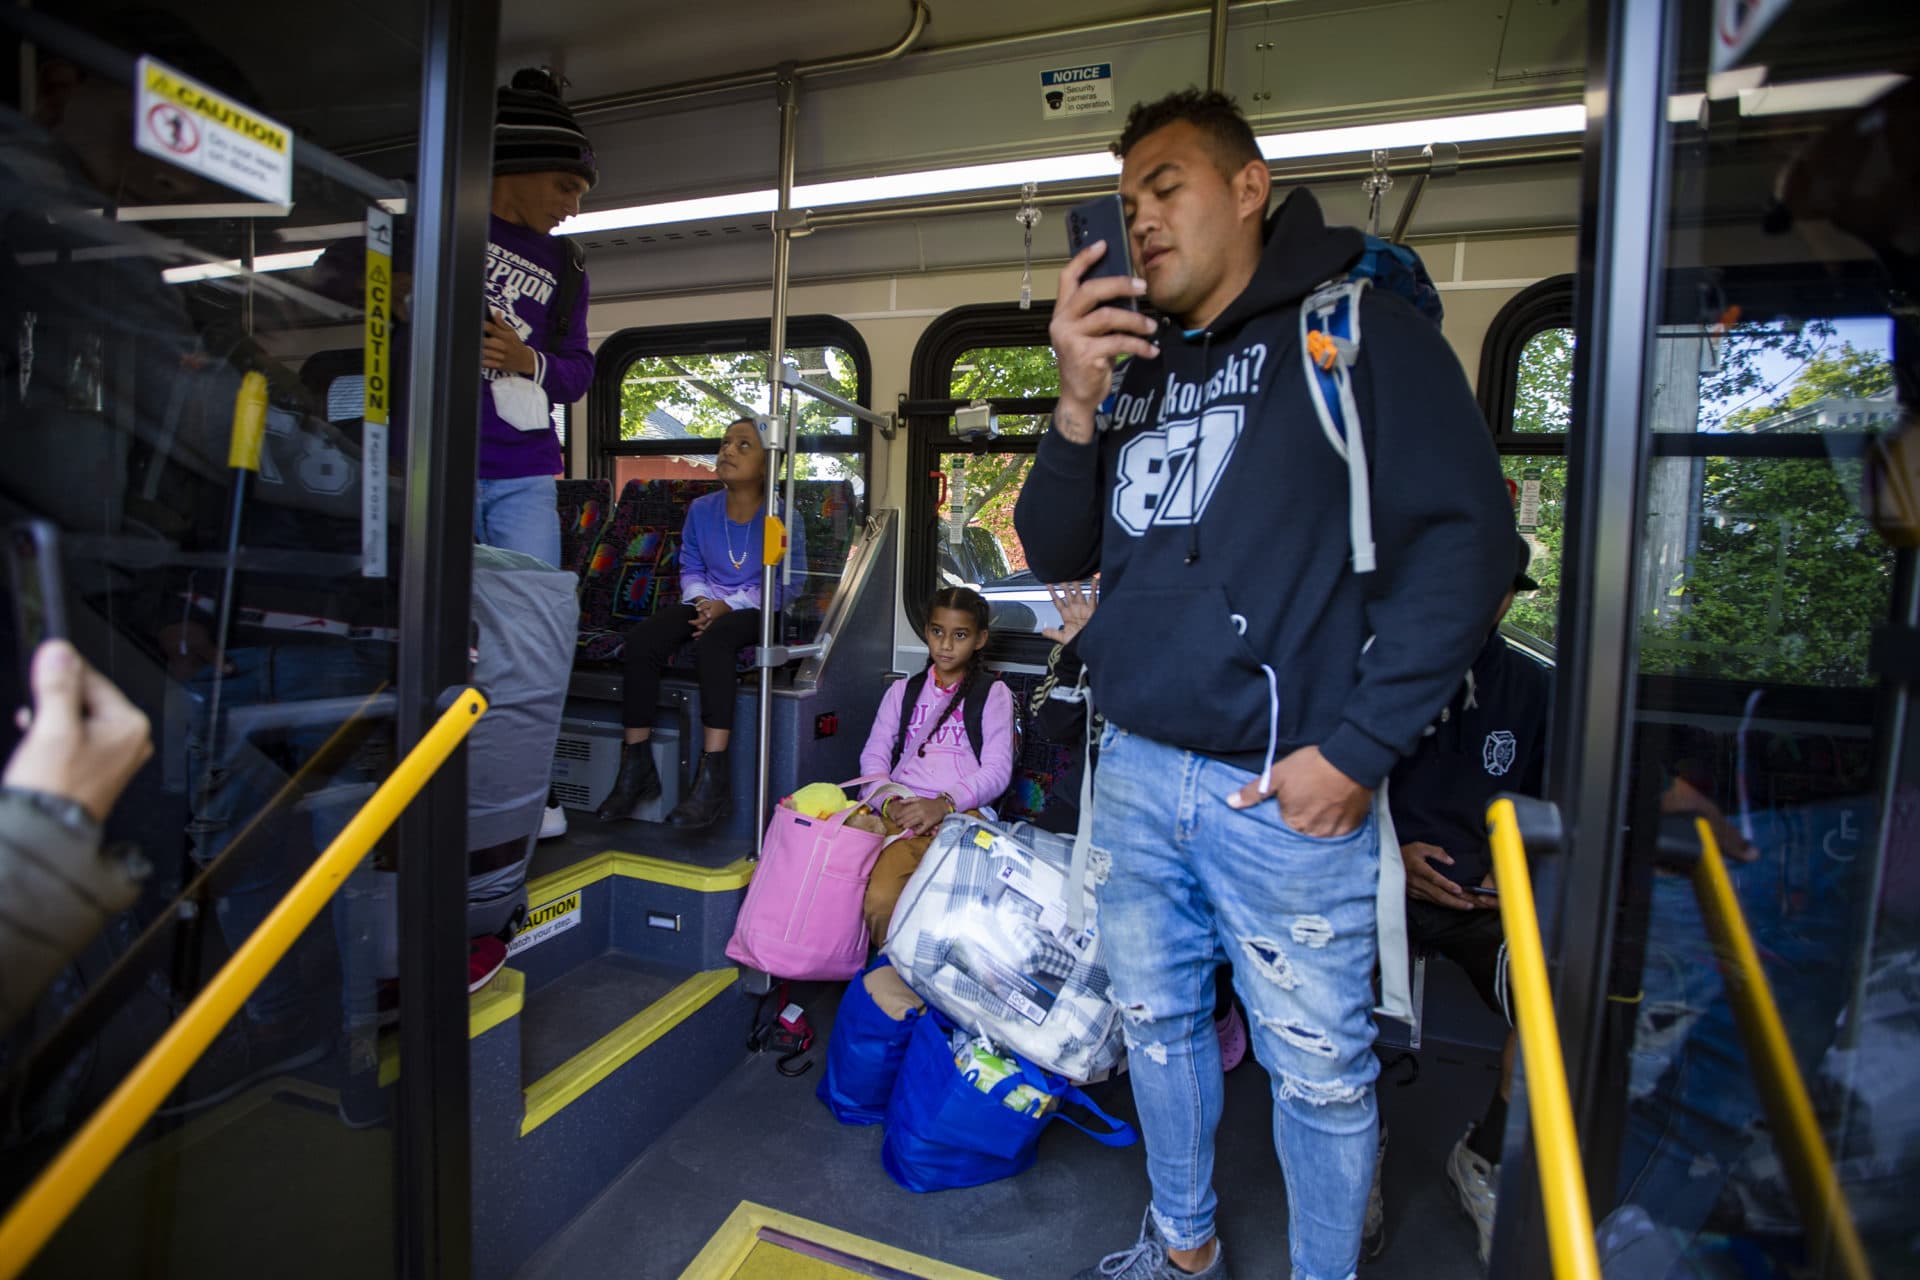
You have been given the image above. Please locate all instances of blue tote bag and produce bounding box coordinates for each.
[880,1011,1136,1193]
[817,959,923,1126]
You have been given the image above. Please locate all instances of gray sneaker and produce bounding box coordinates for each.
[1445,1126,1499,1263]
[1362,1123,1389,1260]
[1072,1209,1227,1280]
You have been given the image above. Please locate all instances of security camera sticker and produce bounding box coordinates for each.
[1039,63,1113,121]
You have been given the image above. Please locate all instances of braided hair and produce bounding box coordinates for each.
[892,587,992,766]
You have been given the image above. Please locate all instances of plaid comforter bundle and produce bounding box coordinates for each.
[883,815,1124,1081]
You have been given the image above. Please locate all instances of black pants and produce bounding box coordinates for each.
[1407,899,1510,1025]
[620,604,761,732]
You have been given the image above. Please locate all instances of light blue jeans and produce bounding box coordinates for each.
[1094,725,1382,1280]
[475,473,560,568]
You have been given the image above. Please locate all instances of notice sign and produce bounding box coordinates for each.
[508,891,582,957]
[1040,63,1114,121]
[135,55,292,205]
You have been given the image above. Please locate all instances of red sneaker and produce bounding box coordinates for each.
[468,935,508,993]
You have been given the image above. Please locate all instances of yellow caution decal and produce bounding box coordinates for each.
[143,63,289,154]
[508,891,583,957]
[363,210,393,429]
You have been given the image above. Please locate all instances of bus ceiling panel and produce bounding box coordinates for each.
[496,0,1190,105]
[1309,164,1584,240]
[568,162,1583,299]
[564,0,1578,214]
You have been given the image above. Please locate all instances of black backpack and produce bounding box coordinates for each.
[889,667,997,770]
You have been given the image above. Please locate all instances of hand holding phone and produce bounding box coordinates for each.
[4,640,154,823]
[1050,194,1160,441]
[1065,195,1139,313]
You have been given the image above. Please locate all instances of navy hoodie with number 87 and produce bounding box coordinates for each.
[1014,189,1515,791]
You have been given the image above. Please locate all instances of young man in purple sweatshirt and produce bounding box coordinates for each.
[477,68,596,570]
[482,70,597,841]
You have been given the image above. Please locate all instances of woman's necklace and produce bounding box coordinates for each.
[722,510,751,569]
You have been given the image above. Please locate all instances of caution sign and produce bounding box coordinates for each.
[134,56,292,205]
[1039,63,1114,121]
[362,207,394,579]
[508,891,582,957]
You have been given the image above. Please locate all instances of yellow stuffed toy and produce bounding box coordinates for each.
[787,782,855,819]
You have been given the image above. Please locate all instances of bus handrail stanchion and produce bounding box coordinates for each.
[1659,817,1871,1280]
[754,66,800,860]
[0,688,488,1279]
[1485,795,1601,1280]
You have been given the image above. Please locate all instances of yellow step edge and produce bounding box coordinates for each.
[376,968,526,1088]
[680,1201,1001,1280]
[524,850,755,904]
[520,966,738,1136]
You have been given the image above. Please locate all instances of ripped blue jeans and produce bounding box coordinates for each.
[1093,725,1381,1280]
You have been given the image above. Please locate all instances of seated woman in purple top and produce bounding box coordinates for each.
[596,418,800,828]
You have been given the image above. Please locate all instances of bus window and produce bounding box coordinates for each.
[940,345,1055,634]
[594,319,869,500]
[1638,316,1896,685]
[1502,325,1573,646]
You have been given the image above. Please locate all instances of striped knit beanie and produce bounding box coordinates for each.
[494,68,597,188]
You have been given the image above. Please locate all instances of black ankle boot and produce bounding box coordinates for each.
[667,749,730,828]
[595,741,662,821]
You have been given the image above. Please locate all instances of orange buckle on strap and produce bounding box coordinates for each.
[1307,329,1339,372]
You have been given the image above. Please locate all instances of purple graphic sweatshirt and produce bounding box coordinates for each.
[479,214,594,479]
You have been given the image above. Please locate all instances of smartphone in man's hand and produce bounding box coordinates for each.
[1066,194,1139,313]
[8,520,68,692]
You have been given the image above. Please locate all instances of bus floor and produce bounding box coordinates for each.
[514,983,1501,1280]
[531,810,756,878]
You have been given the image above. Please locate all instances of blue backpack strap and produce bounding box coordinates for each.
[1299,279,1378,574]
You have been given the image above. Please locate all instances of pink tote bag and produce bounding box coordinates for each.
[725,775,910,981]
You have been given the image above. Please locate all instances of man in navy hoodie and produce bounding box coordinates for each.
[1016,91,1513,1280]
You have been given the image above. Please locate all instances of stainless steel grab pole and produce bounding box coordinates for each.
[754,68,800,857]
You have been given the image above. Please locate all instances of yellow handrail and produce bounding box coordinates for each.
[1485,797,1601,1280]
[1686,818,1870,1280]
[0,687,488,1279]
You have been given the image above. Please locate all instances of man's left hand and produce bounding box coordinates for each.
[482,310,536,376]
[1227,745,1371,838]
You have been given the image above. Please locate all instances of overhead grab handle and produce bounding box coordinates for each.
[1484,794,1601,1280]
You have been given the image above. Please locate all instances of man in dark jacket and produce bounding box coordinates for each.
[1015,90,1513,1280]
[1383,536,1551,1264]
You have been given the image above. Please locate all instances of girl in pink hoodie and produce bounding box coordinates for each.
[857,587,1015,942]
